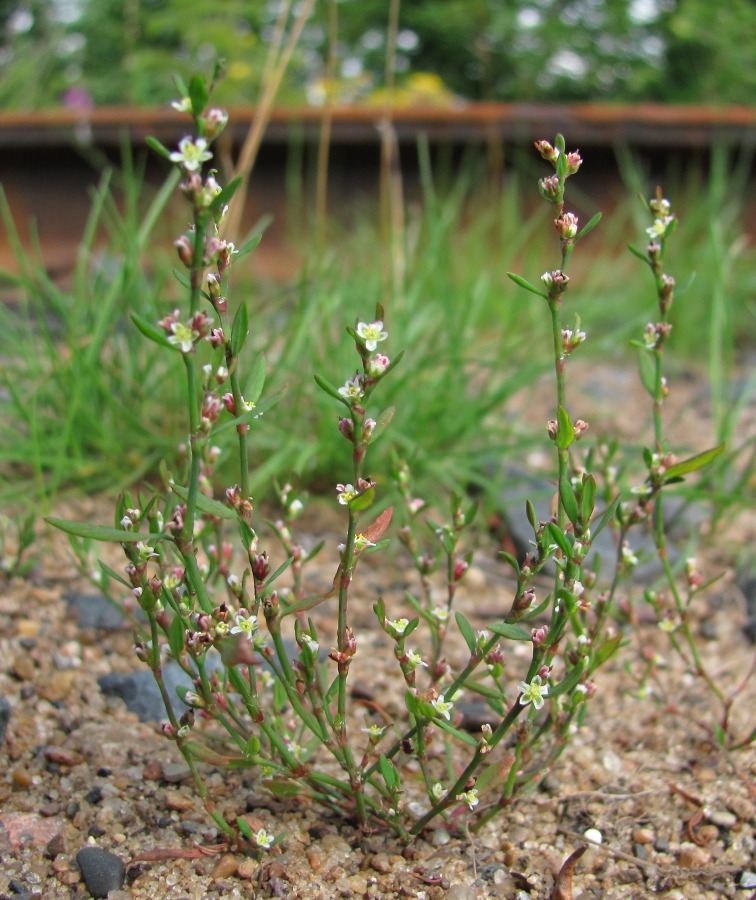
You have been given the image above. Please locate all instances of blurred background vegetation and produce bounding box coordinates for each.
[2,0,755,109]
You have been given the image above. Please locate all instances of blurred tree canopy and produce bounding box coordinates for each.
[1,0,754,109]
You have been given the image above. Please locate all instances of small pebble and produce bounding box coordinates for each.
[654,836,670,853]
[704,807,737,828]
[211,853,238,880]
[738,871,756,889]
[75,846,126,898]
[633,843,648,860]
[633,828,654,844]
[678,844,711,867]
[445,885,478,900]
[583,828,603,845]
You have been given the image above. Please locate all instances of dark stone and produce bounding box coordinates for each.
[75,846,126,898]
[98,663,192,723]
[739,577,756,644]
[87,824,107,839]
[64,592,127,631]
[491,464,681,584]
[0,695,11,743]
[84,786,103,805]
[96,767,112,777]
[633,843,648,859]
[456,699,499,732]
[653,836,670,853]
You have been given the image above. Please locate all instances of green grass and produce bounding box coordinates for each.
[0,140,753,515]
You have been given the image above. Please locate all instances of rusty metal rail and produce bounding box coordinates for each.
[1,103,755,149]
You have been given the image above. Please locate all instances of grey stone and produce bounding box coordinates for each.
[737,870,756,890]
[76,846,125,898]
[0,694,11,743]
[64,593,127,631]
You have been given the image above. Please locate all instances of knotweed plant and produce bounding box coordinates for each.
[611,190,753,750]
[50,97,639,848]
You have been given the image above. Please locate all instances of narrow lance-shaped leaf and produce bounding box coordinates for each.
[580,474,596,525]
[209,175,243,214]
[507,272,548,299]
[663,443,725,480]
[455,612,477,654]
[576,211,602,241]
[169,484,237,520]
[314,373,349,406]
[556,405,575,450]
[46,518,170,543]
[559,475,580,528]
[230,302,249,357]
[131,312,175,350]
[145,136,171,159]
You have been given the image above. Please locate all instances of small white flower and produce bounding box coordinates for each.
[336,483,357,505]
[456,788,479,810]
[169,136,213,172]
[356,320,388,351]
[171,96,192,112]
[361,724,387,738]
[517,675,550,710]
[431,782,445,800]
[230,612,258,635]
[405,649,427,670]
[431,607,450,623]
[337,374,364,401]
[167,321,199,353]
[254,827,273,849]
[431,695,454,721]
[387,617,410,636]
[303,636,319,655]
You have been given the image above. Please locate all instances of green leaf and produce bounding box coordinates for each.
[146,136,171,159]
[545,522,572,557]
[556,405,575,450]
[172,267,191,289]
[580,474,596,525]
[559,475,579,527]
[189,74,209,117]
[168,616,186,660]
[230,302,249,357]
[627,243,650,264]
[498,550,520,576]
[488,622,532,641]
[169,483,237,520]
[526,499,537,531]
[550,662,586,698]
[589,634,626,672]
[314,373,349,406]
[433,718,479,747]
[378,754,399,792]
[637,348,657,397]
[131,312,175,350]
[245,353,266,406]
[235,233,263,260]
[576,211,602,240]
[370,406,395,443]
[210,175,243,213]
[97,560,131,588]
[506,272,548,299]
[404,689,421,716]
[475,755,515,796]
[348,487,375,512]
[455,612,477,654]
[663,443,725,480]
[46,518,168,543]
